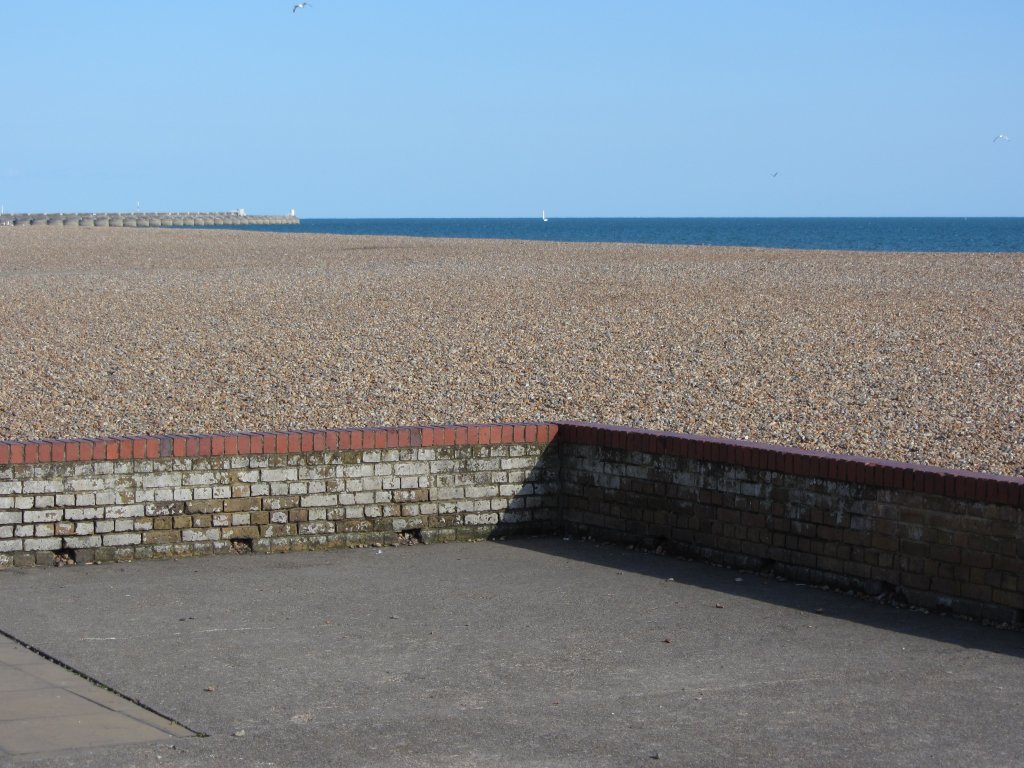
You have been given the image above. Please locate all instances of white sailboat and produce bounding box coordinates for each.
[541,209,548,222]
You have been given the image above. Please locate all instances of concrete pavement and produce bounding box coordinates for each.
[0,538,1021,767]
[0,634,191,759]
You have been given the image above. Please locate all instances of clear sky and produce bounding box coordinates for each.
[2,1,1021,217]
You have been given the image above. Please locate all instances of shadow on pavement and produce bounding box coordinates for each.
[496,535,1024,660]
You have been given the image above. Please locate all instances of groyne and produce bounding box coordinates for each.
[0,211,299,227]
[1,422,1021,626]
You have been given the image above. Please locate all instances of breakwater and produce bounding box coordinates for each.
[0,211,299,227]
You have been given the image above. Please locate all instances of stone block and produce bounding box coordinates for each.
[263,495,300,510]
[103,533,142,547]
[298,521,334,535]
[392,516,424,532]
[224,497,261,513]
[464,513,498,526]
[220,526,260,540]
[25,537,62,551]
[260,523,297,537]
[186,499,224,514]
[301,493,339,508]
[64,535,103,548]
[182,529,220,542]
[465,485,499,500]
[106,504,145,519]
[23,480,64,494]
[24,509,63,524]
[112,546,136,562]
[260,468,297,483]
[182,471,226,486]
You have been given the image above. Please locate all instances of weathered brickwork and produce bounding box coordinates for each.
[558,423,1023,625]
[0,431,558,568]
[1,421,1021,626]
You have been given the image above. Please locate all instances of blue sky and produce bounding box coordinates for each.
[2,1,1021,217]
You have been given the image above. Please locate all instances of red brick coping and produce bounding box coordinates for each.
[1,421,1020,508]
[0,424,559,465]
[558,422,1024,508]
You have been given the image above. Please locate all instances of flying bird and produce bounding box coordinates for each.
[293,2,310,11]
[993,134,1010,142]
[770,172,779,178]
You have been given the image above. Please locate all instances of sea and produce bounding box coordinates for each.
[232,218,1024,253]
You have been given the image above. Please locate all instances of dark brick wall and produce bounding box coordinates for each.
[558,423,1023,625]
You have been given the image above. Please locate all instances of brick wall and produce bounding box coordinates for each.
[1,421,1021,625]
[0,425,560,568]
[558,422,1023,625]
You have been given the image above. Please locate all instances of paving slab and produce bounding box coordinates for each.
[0,538,1021,767]
[0,634,191,760]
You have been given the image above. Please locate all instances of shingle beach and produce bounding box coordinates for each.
[1,227,1021,476]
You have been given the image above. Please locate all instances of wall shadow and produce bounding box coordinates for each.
[494,534,1024,660]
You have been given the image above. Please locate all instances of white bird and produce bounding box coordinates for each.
[993,134,1010,142]
[293,2,310,11]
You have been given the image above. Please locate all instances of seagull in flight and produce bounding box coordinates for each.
[770,171,780,178]
[293,2,310,11]
[993,134,1010,142]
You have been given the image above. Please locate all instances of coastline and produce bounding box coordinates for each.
[202,217,1024,253]
[1,227,1021,476]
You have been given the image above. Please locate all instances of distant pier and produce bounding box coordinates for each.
[0,211,300,227]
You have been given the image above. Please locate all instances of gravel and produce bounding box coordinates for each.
[0,227,1021,476]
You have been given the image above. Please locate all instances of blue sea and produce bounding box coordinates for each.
[236,218,1024,253]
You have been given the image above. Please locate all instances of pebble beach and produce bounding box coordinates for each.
[1,227,1021,476]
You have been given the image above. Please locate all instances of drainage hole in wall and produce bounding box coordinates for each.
[396,529,423,545]
[53,548,77,567]
[882,582,909,606]
[230,538,254,554]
